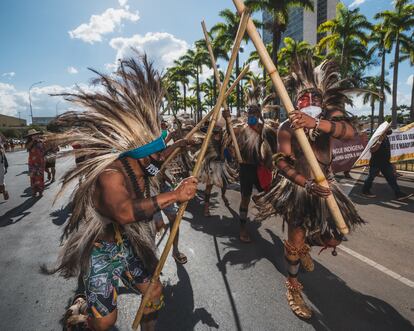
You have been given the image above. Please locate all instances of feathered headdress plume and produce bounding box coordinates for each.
[44,53,164,277]
[285,53,366,116]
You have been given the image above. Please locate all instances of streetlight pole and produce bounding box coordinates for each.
[28,81,44,124]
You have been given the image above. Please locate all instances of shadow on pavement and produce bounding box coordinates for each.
[0,196,40,227]
[184,189,413,331]
[266,230,414,331]
[50,203,72,226]
[350,182,414,213]
[158,264,219,330]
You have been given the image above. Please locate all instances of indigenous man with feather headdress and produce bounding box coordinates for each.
[197,115,238,217]
[254,55,365,319]
[44,55,198,331]
[236,79,278,243]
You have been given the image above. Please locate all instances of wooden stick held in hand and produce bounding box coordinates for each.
[161,66,248,171]
[202,20,243,163]
[232,0,348,235]
[131,9,252,329]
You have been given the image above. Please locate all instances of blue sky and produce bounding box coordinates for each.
[0,0,412,122]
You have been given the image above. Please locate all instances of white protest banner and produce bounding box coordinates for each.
[354,121,391,167]
[389,122,414,163]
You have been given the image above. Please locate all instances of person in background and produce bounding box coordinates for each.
[44,141,59,182]
[25,129,46,198]
[362,129,412,200]
[0,142,9,200]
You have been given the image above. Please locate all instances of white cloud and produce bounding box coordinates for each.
[248,60,262,77]
[407,74,413,87]
[199,65,214,83]
[349,0,366,9]
[69,8,139,44]
[118,0,128,7]
[0,82,28,117]
[67,66,79,74]
[346,89,412,116]
[109,32,188,69]
[2,72,16,78]
[0,82,102,119]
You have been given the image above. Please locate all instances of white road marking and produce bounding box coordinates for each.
[336,169,414,288]
[338,245,414,288]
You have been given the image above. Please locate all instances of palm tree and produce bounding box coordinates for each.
[368,24,390,124]
[375,0,414,127]
[200,77,216,109]
[168,59,192,114]
[245,0,314,69]
[396,38,414,122]
[180,46,210,122]
[211,9,262,116]
[278,37,314,75]
[163,74,181,115]
[317,3,372,78]
[247,43,272,84]
[196,35,229,104]
[360,76,391,133]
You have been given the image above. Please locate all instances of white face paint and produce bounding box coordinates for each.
[301,105,322,118]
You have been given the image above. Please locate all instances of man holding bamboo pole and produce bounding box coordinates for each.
[254,55,365,319]
[232,0,365,320]
[43,55,199,331]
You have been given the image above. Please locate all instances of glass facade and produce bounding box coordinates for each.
[317,0,328,42]
[262,0,338,47]
[282,7,304,45]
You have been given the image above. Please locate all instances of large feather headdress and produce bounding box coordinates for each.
[46,54,164,271]
[285,53,362,116]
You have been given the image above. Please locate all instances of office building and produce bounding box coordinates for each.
[262,0,338,47]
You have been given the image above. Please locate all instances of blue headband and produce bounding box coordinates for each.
[119,135,166,159]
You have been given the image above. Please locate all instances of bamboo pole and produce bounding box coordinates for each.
[232,0,348,235]
[201,20,243,163]
[132,10,251,329]
[160,65,249,171]
[224,65,249,100]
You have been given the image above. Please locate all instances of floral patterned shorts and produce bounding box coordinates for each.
[83,237,150,318]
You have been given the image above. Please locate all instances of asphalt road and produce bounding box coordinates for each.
[0,150,413,331]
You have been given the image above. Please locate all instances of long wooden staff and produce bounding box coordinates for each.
[232,0,348,235]
[201,20,243,163]
[132,9,251,329]
[161,64,249,171]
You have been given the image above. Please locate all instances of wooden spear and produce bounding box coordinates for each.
[201,20,243,163]
[232,0,348,235]
[131,9,251,329]
[160,65,249,171]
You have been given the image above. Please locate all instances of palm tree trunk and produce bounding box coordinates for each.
[236,52,241,117]
[183,84,187,114]
[391,36,400,128]
[272,21,280,68]
[410,74,414,122]
[272,20,282,119]
[213,75,217,105]
[378,49,386,124]
[196,68,201,123]
[370,99,375,133]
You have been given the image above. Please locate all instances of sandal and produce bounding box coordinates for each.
[285,281,312,319]
[172,252,188,264]
[64,295,90,330]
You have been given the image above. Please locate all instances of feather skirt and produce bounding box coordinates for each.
[199,160,238,188]
[254,176,364,235]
